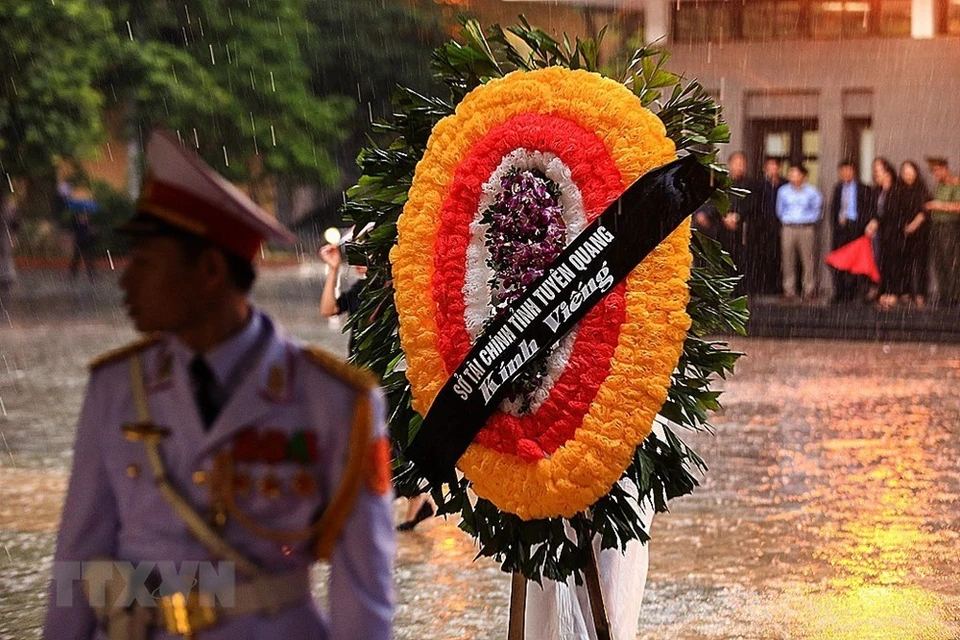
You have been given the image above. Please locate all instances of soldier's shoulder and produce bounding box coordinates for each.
[300,345,378,393]
[88,335,162,372]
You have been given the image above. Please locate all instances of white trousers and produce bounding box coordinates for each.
[523,499,654,640]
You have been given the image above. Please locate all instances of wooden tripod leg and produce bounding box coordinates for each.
[584,543,612,640]
[507,572,528,640]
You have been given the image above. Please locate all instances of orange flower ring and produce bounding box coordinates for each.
[391,68,693,520]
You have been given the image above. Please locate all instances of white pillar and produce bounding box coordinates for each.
[912,0,936,38]
[644,0,671,44]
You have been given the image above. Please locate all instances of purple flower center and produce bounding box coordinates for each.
[481,166,566,412]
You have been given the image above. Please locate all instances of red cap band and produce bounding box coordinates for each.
[137,179,263,260]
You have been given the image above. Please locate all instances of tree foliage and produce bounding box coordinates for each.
[0,0,116,181]
[306,0,445,124]
[108,0,352,187]
[2,0,445,198]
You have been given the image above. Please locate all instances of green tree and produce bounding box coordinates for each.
[307,0,445,124]
[0,0,118,214]
[0,0,446,225]
[296,0,446,228]
[109,0,353,196]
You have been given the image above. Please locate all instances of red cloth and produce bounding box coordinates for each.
[826,235,880,283]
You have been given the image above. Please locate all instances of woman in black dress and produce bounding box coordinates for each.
[898,160,933,307]
[865,157,910,309]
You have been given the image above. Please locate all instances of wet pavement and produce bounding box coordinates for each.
[1,268,958,639]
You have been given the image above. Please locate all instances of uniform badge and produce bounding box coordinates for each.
[259,473,282,499]
[267,364,285,397]
[366,436,393,496]
[292,471,317,497]
[233,472,252,496]
[288,430,318,464]
[158,352,173,383]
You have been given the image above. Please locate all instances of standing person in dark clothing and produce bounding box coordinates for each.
[865,157,910,308]
[319,241,364,355]
[829,160,875,303]
[923,157,960,308]
[68,198,99,281]
[745,156,784,297]
[721,152,757,294]
[0,191,19,291]
[898,161,933,307]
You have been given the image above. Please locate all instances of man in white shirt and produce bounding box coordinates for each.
[777,164,823,301]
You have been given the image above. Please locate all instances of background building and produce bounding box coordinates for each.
[468,0,959,296]
[469,0,959,186]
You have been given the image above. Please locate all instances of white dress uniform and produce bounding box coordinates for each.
[43,130,395,639]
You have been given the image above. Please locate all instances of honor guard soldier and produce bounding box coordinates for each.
[43,131,395,639]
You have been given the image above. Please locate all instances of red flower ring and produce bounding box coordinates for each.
[432,113,627,461]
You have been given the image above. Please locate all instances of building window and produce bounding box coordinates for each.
[842,118,874,184]
[810,1,871,38]
[879,0,912,35]
[742,1,777,39]
[673,2,734,43]
[673,0,913,41]
[945,0,960,33]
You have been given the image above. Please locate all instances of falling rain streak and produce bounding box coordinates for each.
[1,430,12,460]
[0,4,957,638]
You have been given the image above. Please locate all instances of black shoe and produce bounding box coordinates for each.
[397,502,434,531]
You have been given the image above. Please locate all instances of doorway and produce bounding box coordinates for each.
[747,118,820,184]
[842,117,874,184]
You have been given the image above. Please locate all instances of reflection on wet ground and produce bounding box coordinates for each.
[640,340,959,639]
[1,271,958,638]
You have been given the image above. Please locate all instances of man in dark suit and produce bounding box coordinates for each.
[830,160,875,303]
[744,156,784,297]
[722,152,759,296]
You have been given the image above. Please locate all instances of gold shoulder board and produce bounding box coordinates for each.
[301,346,378,392]
[301,346,382,560]
[88,335,162,371]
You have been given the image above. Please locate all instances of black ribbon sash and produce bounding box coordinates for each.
[406,156,714,485]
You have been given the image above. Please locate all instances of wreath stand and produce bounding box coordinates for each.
[507,544,611,640]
